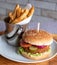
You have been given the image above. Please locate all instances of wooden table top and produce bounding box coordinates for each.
[0,34,57,65]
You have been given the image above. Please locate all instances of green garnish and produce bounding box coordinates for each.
[18,47,51,57]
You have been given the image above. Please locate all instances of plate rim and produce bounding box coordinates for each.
[0,51,57,63]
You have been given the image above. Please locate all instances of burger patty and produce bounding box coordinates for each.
[23,45,50,53]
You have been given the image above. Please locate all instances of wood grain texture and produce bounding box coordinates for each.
[0,34,57,65]
[0,55,57,65]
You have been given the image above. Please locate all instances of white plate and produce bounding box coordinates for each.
[0,35,57,63]
[0,21,57,63]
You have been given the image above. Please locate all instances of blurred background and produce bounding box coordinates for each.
[0,0,57,21]
[0,0,57,33]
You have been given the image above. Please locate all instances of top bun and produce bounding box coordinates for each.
[22,30,53,45]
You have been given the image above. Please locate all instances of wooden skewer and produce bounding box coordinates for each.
[37,22,40,32]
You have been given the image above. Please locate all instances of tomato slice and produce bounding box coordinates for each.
[20,41,31,48]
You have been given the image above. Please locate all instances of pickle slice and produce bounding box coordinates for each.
[29,46,38,52]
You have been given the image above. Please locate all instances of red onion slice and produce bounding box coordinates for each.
[36,45,47,49]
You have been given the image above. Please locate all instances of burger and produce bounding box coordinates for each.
[18,30,53,60]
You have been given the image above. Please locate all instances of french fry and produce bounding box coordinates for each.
[16,7,22,18]
[12,4,19,19]
[19,9,29,19]
[12,9,29,24]
[22,16,27,20]
[21,8,25,13]
[27,6,34,17]
[9,4,20,23]
[9,19,12,23]
[8,12,14,20]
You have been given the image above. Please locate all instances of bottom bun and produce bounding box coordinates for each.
[21,51,50,60]
[18,47,51,60]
